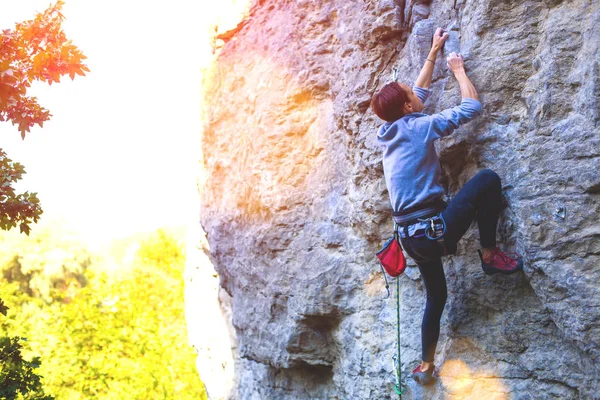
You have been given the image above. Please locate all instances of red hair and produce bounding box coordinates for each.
[371,82,409,122]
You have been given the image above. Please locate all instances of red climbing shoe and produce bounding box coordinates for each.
[412,364,436,385]
[477,248,523,275]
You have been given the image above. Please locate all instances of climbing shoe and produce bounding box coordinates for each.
[477,248,523,275]
[412,364,436,385]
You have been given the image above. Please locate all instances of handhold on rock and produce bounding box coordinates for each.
[443,22,460,56]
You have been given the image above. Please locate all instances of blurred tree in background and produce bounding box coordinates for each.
[0,226,91,303]
[1,228,207,399]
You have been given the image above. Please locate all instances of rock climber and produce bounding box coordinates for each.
[370,27,523,385]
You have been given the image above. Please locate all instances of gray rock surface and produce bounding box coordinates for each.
[192,0,600,398]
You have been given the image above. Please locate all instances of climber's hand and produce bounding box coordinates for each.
[446,52,465,73]
[431,27,449,52]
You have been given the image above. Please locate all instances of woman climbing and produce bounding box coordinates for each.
[371,27,523,385]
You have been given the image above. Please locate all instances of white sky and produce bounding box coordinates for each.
[0,0,218,247]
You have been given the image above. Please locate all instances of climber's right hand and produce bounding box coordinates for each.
[446,52,465,74]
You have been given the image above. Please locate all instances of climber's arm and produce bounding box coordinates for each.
[447,52,479,100]
[428,99,482,138]
[426,52,481,138]
[414,27,448,89]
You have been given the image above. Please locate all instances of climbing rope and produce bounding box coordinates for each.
[393,275,406,397]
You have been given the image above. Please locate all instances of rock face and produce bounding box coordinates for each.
[193,0,600,398]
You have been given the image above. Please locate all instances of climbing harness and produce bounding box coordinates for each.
[392,200,445,226]
[392,200,448,255]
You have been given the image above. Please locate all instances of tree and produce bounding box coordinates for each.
[0,0,89,138]
[1,2,88,397]
[0,0,88,235]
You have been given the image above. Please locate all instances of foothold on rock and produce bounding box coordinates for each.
[530,213,544,226]
[553,204,566,221]
[495,114,512,125]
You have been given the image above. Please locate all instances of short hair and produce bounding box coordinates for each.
[370,82,409,122]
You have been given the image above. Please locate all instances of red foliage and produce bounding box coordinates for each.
[0,1,89,138]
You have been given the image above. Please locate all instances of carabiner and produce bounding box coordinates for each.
[424,213,447,241]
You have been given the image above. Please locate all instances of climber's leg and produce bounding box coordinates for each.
[442,169,502,251]
[417,256,447,364]
[442,169,522,273]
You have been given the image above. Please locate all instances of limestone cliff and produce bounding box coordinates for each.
[191,0,600,398]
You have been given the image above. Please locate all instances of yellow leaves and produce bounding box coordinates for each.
[0,227,209,399]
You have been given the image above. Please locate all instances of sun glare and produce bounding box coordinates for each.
[440,359,510,400]
[0,0,250,249]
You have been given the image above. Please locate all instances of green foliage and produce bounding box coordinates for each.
[0,299,7,316]
[0,150,42,236]
[0,302,54,400]
[1,228,207,400]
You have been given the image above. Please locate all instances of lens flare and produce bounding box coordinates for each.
[440,359,509,400]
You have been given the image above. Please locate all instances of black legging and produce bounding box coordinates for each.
[400,169,503,362]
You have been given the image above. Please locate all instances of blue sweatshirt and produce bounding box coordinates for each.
[377,86,482,212]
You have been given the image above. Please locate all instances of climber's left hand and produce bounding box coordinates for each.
[431,28,449,52]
